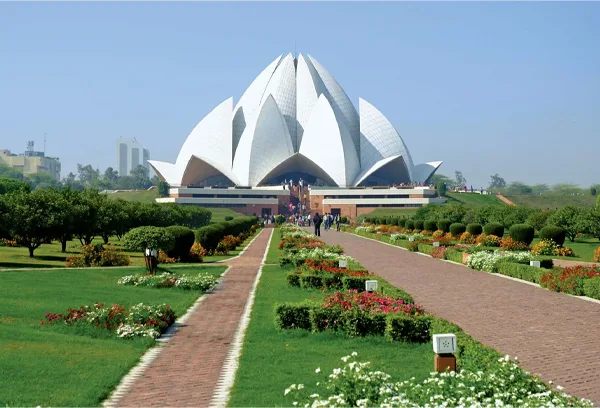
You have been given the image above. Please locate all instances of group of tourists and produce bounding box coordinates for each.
[311,212,341,236]
[282,178,307,193]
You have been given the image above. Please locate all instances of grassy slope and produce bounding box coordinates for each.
[0,232,257,269]
[504,194,597,209]
[0,265,226,407]
[228,231,433,407]
[445,192,505,206]
[358,208,419,218]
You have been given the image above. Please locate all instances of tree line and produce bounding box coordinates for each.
[0,185,211,257]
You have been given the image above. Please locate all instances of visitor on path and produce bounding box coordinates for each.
[323,213,329,230]
[335,214,341,231]
[307,213,311,226]
[313,212,322,236]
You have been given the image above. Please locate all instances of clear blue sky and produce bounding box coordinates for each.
[1,2,598,188]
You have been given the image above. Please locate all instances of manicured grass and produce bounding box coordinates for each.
[107,189,159,203]
[228,235,433,407]
[0,232,257,270]
[445,192,505,206]
[0,265,226,407]
[264,228,281,265]
[532,237,599,263]
[358,208,420,219]
[207,208,246,222]
[504,194,597,209]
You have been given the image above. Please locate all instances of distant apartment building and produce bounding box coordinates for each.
[0,147,61,180]
[116,137,151,177]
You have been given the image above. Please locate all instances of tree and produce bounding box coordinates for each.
[0,189,66,257]
[551,183,583,196]
[71,189,105,245]
[454,171,466,188]
[435,181,447,197]
[526,209,555,232]
[122,226,175,253]
[158,180,169,197]
[27,173,60,190]
[76,164,100,185]
[547,206,588,242]
[103,167,119,185]
[531,184,550,195]
[505,182,533,195]
[0,178,30,195]
[130,165,151,189]
[590,186,598,196]
[488,174,506,189]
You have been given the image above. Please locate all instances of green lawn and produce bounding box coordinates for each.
[228,236,433,407]
[0,265,227,407]
[207,208,246,222]
[107,189,158,203]
[532,237,599,263]
[0,232,257,270]
[358,208,420,219]
[264,228,281,265]
[504,194,597,209]
[445,192,505,206]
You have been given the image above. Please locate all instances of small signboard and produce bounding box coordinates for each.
[365,280,378,292]
[433,242,440,247]
[339,259,348,269]
[408,237,415,242]
[530,260,541,268]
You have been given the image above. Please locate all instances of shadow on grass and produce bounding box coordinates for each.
[0,262,64,269]
[33,255,69,262]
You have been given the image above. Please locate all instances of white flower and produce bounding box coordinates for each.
[315,367,321,373]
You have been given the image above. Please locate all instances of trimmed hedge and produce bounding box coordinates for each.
[309,307,342,332]
[417,243,434,255]
[466,223,483,236]
[539,225,566,247]
[483,222,504,237]
[274,302,312,330]
[413,220,424,230]
[424,220,438,232]
[165,226,195,260]
[583,277,600,300]
[225,215,234,221]
[436,219,451,233]
[385,314,431,343]
[405,219,415,230]
[449,223,466,236]
[509,224,535,245]
[444,248,464,263]
[341,276,373,291]
[195,216,258,251]
[397,218,407,228]
[496,261,544,283]
[344,310,387,337]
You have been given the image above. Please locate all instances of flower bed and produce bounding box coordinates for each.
[118,272,217,291]
[540,265,600,296]
[286,259,371,290]
[285,353,592,407]
[466,250,532,272]
[42,302,176,339]
[66,243,130,268]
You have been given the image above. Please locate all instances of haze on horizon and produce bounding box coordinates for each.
[0,2,598,188]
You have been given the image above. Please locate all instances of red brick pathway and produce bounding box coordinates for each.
[317,230,600,403]
[113,229,271,407]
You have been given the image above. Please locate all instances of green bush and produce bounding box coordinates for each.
[417,243,433,255]
[274,302,313,330]
[413,220,424,230]
[378,218,387,225]
[309,307,342,332]
[423,220,437,232]
[385,314,431,343]
[195,216,258,251]
[342,276,372,291]
[340,216,348,224]
[444,248,464,263]
[344,310,387,337]
[466,223,483,236]
[389,217,399,226]
[300,274,325,289]
[449,223,466,236]
[405,219,415,230]
[225,215,234,221]
[484,222,504,237]
[286,272,300,287]
[122,226,175,253]
[397,218,407,228]
[539,225,566,247]
[496,262,544,283]
[165,226,195,260]
[436,219,451,233]
[583,277,600,300]
[509,224,535,245]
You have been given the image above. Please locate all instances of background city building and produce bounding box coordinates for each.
[0,142,61,180]
[116,137,151,177]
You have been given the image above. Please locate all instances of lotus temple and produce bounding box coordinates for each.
[150,53,444,218]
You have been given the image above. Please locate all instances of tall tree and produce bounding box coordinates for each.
[488,174,506,190]
[130,165,151,189]
[547,206,588,242]
[454,171,466,188]
[505,182,533,195]
[103,167,119,185]
[76,164,100,185]
[430,174,454,187]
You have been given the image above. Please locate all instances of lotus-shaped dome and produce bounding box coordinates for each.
[149,53,442,187]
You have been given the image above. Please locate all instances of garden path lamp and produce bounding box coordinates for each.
[433,334,457,372]
[145,248,158,274]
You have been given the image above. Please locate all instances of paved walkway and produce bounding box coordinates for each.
[317,230,600,403]
[112,228,271,407]
[553,259,598,268]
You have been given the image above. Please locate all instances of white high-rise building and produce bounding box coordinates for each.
[116,137,151,177]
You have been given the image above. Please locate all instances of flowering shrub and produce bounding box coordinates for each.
[214,241,230,255]
[531,239,558,256]
[118,272,217,291]
[540,266,600,295]
[188,242,207,262]
[459,231,475,244]
[42,302,176,339]
[300,259,369,277]
[323,290,424,316]
[500,236,530,251]
[0,238,17,247]
[284,353,592,407]
[594,247,600,263]
[555,246,575,257]
[281,247,355,266]
[475,234,501,247]
[431,245,447,259]
[467,250,532,272]
[389,233,407,243]
[354,226,374,234]
[221,234,240,251]
[66,244,130,267]
[157,250,176,264]
[421,229,432,236]
[432,230,445,239]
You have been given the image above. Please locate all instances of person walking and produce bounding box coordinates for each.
[307,213,311,226]
[323,213,329,230]
[335,214,341,231]
[313,212,322,236]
